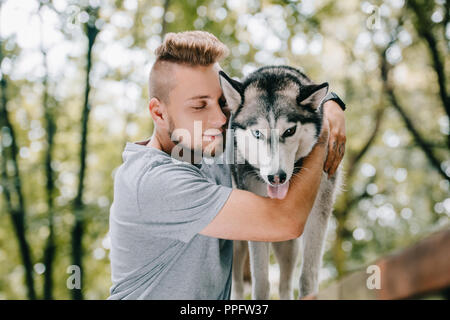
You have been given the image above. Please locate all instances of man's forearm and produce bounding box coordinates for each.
[279,141,328,235]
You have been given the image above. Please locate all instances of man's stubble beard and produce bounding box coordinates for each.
[167,116,204,163]
[167,115,224,160]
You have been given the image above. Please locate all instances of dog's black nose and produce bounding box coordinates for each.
[268,171,287,184]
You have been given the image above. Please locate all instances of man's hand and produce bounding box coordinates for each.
[317,114,330,149]
[323,100,346,177]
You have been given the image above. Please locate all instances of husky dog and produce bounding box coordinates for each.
[219,66,343,300]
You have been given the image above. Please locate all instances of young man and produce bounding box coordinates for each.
[108,31,346,299]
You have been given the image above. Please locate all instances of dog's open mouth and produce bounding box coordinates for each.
[267,182,290,200]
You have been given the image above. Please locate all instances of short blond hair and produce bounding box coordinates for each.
[149,31,229,103]
[155,30,229,65]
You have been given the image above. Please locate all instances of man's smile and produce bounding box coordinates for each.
[203,128,224,141]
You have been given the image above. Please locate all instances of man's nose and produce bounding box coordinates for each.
[268,170,287,185]
[209,105,227,128]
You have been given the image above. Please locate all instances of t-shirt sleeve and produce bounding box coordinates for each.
[136,161,233,243]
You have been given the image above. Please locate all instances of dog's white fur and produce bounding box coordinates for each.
[220,67,344,300]
[230,123,343,300]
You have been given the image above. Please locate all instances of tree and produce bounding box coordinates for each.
[70,3,100,300]
[0,1,36,299]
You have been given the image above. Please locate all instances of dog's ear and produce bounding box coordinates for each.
[297,82,329,110]
[219,71,243,113]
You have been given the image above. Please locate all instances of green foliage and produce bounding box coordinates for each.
[0,0,449,299]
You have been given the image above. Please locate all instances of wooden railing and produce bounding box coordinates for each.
[307,227,450,300]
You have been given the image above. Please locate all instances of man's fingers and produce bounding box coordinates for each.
[329,141,346,177]
[325,139,337,173]
[318,120,330,146]
[323,140,332,171]
[329,159,340,177]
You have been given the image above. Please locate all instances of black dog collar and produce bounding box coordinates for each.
[323,92,346,111]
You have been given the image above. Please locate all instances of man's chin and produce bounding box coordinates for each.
[202,138,225,158]
[170,139,224,164]
[196,146,224,159]
[204,148,223,158]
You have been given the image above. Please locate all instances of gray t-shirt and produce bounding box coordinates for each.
[108,140,233,299]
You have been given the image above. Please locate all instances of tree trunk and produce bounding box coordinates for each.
[71,6,100,300]
[37,2,58,299]
[0,37,36,299]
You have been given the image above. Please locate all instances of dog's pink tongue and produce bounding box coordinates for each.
[267,181,290,200]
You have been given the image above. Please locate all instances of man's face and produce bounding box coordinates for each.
[164,63,230,158]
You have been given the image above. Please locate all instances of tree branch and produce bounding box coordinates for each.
[380,45,449,182]
[407,0,450,137]
[346,107,385,182]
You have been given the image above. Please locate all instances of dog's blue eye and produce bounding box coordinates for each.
[252,130,263,139]
[282,125,297,138]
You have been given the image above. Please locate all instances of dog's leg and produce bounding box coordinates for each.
[231,240,248,300]
[249,241,271,300]
[298,205,330,298]
[299,169,342,298]
[272,239,300,300]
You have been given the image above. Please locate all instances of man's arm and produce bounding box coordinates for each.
[199,119,329,242]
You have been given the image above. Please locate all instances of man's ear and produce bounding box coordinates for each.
[149,97,167,129]
[297,82,329,110]
[219,71,243,113]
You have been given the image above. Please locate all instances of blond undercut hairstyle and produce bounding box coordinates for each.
[149,31,230,104]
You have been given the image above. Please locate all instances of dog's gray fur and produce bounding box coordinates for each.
[219,66,343,300]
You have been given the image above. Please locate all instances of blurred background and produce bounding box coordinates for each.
[0,0,449,300]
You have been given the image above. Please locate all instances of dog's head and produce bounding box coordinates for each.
[219,66,328,199]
